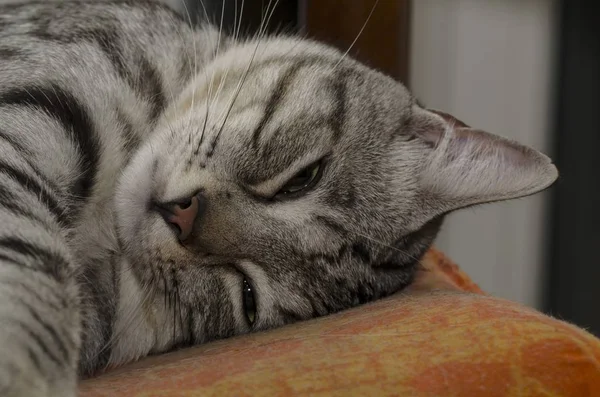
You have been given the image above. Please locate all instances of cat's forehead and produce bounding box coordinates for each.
[229,58,343,123]
[179,35,407,114]
[163,37,415,189]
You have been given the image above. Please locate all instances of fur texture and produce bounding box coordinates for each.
[0,1,557,396]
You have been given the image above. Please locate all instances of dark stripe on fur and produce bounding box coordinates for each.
[26,346,43,372]
[30,9,132,84]
[374,216,444,271]
[355,282,376,305]
[91,29,167,120]
[78,259,117,371]
[33,17,167,124]
[291,243,350,268]
[314,215,348,236]
[305,292,328,316]
[251,61,306,149]
[329,69,348,142]
[0,254,70,291]
[93,29,131,83]
[258,116,330,167]
[0,47,22,59]
[0,253,28,269]
[324,176,357,209]
[305,294,322,317]
[8,279,64,313]
[0,160,66,224]
[0,129,32,156]
[116,109,140,155]
[185,304,196,346]
[351,242,371,264]
[137,55,166,122]
[0,85,99,202]
[277,305,305,324]
[22,299,70,362]
[0,184,50,227]
[16,320,63,368]
[0,132,63,195]
[0,237,68,280]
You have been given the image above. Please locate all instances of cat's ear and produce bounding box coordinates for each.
[412,107,558,213]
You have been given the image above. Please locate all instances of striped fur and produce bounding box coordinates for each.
[0,1,557,396]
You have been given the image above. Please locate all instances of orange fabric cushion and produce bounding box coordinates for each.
[80,249,600,396]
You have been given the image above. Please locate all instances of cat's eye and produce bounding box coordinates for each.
[275,161,323,198]
[242,277,256,326]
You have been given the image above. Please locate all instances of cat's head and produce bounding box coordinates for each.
[115,36,557,344]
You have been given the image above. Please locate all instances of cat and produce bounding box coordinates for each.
[0,1,558,396]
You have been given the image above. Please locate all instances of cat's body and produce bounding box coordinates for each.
[0,1,221,389]
[0,1,558,396]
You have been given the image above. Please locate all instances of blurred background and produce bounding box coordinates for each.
[1,0,596,334]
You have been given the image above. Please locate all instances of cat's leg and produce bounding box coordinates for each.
[0,152,80,396]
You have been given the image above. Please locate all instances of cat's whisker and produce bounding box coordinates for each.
[174,274,185,342]
[196,0,228,155]
[162,11,195,141]
[220,234,244,253]
[233,0,238,41]
[334,0,380,69]
[171,289,176,339]
[209,0,279,155]
[183,0,213,156]
[196,0,211,22]
[211,0,273,118]
[353,232,429,269]
[176,4,197,147]
[210,0,274,130]
[234,0,246,43]
[210,0,246,112]
[207,0,238,130]
[180,0,200,135]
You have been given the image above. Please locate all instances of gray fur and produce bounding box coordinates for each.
[0,1,558,396]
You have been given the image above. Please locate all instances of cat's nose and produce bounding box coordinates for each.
[155,192,207,241]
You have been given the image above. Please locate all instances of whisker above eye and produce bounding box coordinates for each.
[235,0,245,42]
[207,0,280,157]
[180,0,199,132]
[195,0,228,156]
[334,0,380,70]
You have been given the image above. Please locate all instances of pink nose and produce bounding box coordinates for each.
[155,194,206,241]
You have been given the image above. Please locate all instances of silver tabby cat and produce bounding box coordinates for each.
[0,1,558,396]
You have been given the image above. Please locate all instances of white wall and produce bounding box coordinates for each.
[410,0,557,307]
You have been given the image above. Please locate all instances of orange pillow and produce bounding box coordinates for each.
[80,249,600,396]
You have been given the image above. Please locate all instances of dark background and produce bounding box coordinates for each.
[545,0,600,335]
